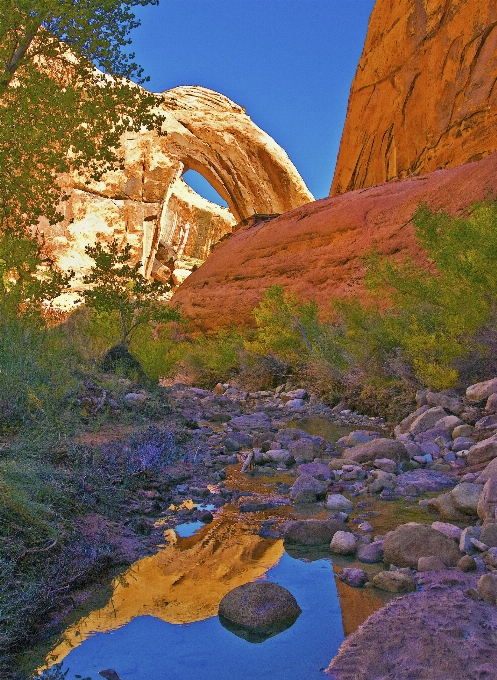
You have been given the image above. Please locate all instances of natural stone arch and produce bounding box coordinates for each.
[46,85,313,292]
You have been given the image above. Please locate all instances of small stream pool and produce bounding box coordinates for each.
[48,550,343,680]
[30,418,405,680]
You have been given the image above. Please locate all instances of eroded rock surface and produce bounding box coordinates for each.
[173,151,497,330]
[326,574,497,680]
[44,85,312,292]
[330,0,497,196]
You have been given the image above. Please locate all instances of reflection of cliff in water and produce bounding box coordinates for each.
[47,508,284,665]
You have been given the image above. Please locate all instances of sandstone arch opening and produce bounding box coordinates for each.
[182,169,229,208]
[149,168,236,289]
[47,85,313,292]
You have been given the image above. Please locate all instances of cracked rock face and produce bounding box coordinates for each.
[330,0,497,196]
[42,85,312,291]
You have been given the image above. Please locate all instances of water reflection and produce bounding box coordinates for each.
[45,508,284,667]
[45,554,343,680]
[38,466,394,680]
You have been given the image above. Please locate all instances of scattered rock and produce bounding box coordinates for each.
[281,519,350,545]
[357,541,384,564]
[224,432,253,451]
[398,405,430,433]
[345,430,381,446]
[452,424,475,439]
[346,438,408,464]
[99,671,122,680]
[477,573,497,604]
[297,462,332,480]
[427,492,467,522]
[383,524,461,568]
[395,470,454,496]
[372,570,416,593]
[288,438,321,462]
[373,458,397,473]
[470,538,489,552]
[453,436,476,452]
[477,479,497,521]
[480,524,497,548]
[409,407,448,435]
[459,527,481,554]
[484,547,497,568]
[330,531,357,555]
[426,391,464,415]
[450,482,482,515]
[417,555,446,571]
[458,555,477,572]
[198,510,213,523]
[476,457,497,483]
[265,449,294,466]
[431,521,462,541]
[475,414,497,430]
[290,475,327,503]
[485,392,497,413]
[325,494,353,514]
[466,377,497,404]
[230,412,271,431]
[337,568,367,588]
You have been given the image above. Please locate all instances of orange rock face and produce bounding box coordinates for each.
[330,0,497,196]
[173,152,497,331]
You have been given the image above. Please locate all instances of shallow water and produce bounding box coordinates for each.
[288,416,354,443]
[45,552,343,680]
[34,492,388,680]
[289,416,383,443]
[31,447,411,680]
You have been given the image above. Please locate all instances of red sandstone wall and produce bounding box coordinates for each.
[172,152,497,331]
[330,0,497,196]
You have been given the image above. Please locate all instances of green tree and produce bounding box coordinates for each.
[0,0,164,230]
[0,225,72,326]
[81,239,181,349]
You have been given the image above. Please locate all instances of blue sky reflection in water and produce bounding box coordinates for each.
[55,553,343,680]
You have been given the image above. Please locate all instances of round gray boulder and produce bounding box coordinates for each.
[282,518,350,545]
[218,582,301,638]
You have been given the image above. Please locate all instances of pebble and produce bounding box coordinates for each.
[357,541,384,564]
[477,573,497,603]
[458,555,477,572]
[330,531,357,555]
[417,556,446,571]
[372,570,416,593]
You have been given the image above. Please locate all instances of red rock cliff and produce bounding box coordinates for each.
[330,0,497,196]
[172,152,497,331]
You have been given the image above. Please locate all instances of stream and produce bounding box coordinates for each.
[26,417,415,680]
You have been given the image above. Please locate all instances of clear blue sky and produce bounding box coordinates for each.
[129,0,376,204]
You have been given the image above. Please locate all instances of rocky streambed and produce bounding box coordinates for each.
[31,378,497,680]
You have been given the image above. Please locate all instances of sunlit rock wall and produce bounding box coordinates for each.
[43,85,312,289]
[330,0,497,196]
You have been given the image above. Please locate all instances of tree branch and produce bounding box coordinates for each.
[0,16,44,96]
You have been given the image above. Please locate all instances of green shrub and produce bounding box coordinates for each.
[175,329,246,387]
[344,199,497,389]
[0,320,79,431]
